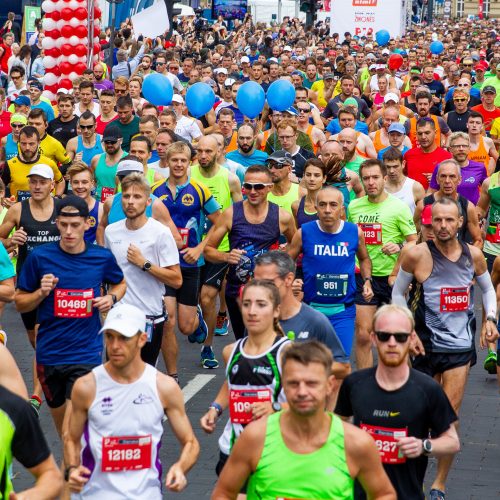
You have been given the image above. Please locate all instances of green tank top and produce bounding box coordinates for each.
[485,171,500,256]
[95,152,126,199]
[247,412,354,499]
[190,164,231,252]
[267,183,300,215]
[0,409,16,499]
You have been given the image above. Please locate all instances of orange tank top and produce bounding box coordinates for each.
[225,130,238,153]
[355,131,369,159]
[409,116,441,148]
[373,129,386,152]
[468,136,490,173]
[305,125,319,154]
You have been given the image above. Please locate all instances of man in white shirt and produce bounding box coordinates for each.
[171,94,203,142]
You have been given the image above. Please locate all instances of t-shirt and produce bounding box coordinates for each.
[481,77,500,107]
[104,218,179,316]
[40,134,70,166]
[471,104,500,132]
[322,95,372,121]
[326,119,369,136]
[105,115,140,152]
[0,243,15,281]
[348,194,416,276]
[423,80,445,113]
[47,115,79,148]
[175,116,203,142]
[429,160,487,205]
[0,110,11,139]
[404,147,452,190]
[280,303,349,363]
[95,115,118,135]
[17,242,124,365]
[226,149,269,169]
[345,155,365,175]
[335,367,458,500]
[32,100,55,122]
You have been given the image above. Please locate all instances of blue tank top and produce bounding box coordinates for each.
[296,196,318,228]
[226,201,280,297]
[77,135,104,166]
[5,134,18,161]
[108,193,154,224]
[84,200,99,243]
[301,220,358,306]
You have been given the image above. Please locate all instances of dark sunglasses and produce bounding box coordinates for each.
[298,108,311,113]
[104,140,118,145]
[79,124,95,130]
[267,161,289,169]
[242,182,272,191]
[375,331,411,343]
[11,123,24,128]
[453,98,467,102]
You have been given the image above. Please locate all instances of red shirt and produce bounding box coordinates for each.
[0,111,11,139]
[404,146,452,190]
[0,44,12,74]
[96,114,118,135]
[470,104,500,132]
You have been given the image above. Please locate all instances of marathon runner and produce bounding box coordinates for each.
[0,113,26,163]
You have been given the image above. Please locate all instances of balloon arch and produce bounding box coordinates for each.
[40,0,101,101]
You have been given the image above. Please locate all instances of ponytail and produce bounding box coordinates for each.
[273,317,285,337]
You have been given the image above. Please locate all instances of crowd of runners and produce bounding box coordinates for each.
[0,7,500,500]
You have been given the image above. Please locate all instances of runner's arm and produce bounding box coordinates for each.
[228,172,243,202]
[477,178,491,220]
[466,202,483,248]
[204,207,233,263]
[66,137,77,161]
[107,278,126,304]
[279,209,297,244]
[16,455,63,500]
[286,228,303,260]
[0,202,21,251]
[0,343,28,399]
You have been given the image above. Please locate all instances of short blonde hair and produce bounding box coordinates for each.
[165,141,191,161]
[373,304,415,332]
[120,172,151,197]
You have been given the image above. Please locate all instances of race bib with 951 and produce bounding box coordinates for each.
[54,289,94,318]
[229,388,272,424]
[440,287,469,312]
[101,435,152,472]
[361,423,407,464]
[358,223,382,245]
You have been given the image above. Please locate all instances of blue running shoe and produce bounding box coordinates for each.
[201,346,219,369]
[188,305,208,344]
[214,314,229,336]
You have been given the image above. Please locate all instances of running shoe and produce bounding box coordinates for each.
[201,346,219,369]
[0,330,7,346]
[214,314,229,336]
[429,489,445,500]
[188,305,208,344]
[483,350,497,375]
[29,395,42,418]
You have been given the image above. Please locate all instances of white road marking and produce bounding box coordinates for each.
[182,374,216,404]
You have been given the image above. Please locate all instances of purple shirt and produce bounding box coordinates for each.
[430,160,487,205]
[94,79,114,91]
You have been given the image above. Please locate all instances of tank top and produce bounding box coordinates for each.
[95,152,126,200]
[423,193,468,241]
[246,412,354,500]
[355,132,369,159]
[4,134,18,161]
[409,116,441,148]
[304,125,319,154]
[218,335,290,455]
[226,201,280,297]
[259,129,271,152]
[468,135,490,172]
[484,171,500,256]
[79,364,164,499]
[409,240,475,353]
[296,196,318,228]
[17,198,60,273]
[387,177,417,214]
[85,200,99,243]
[77,135,104,167]
[373,129,386,152]
[445,110,470,133]
[225,130,238,153]
[190,165,232,252]
[108,193,154,225]
[267,183,300,215]
[302,220,358,311]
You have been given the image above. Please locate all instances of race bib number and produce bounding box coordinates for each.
[17,190,31,202]
[229,388,272,424]
[54,289,94,318]
[361,423,407,464]
[316,273,348,297]
[178,227,189,249]
[440,287,469,312]
[101,435,152,472]
[101,186,115,202]
[359,223,382,245]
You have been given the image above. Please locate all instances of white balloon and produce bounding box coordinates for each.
[69,36,80,46]
[55,38,65,49]
[94,37,99,44]
[69,72,79,81]
[53,1,66,11]
[92,55,98,63]
[42,18,56,31]
[69,17,86,28]
[68,54,79,64]
[43,56,57,69]
[56,19,65,30]
[41,1,55,13]
[42,90,56,102]
[43,73,59,86]
[77,56,87,63]
[68,0,79,9]
[41,37,55,50]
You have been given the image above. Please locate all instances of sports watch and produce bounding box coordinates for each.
[272,401,282,412]
[142,260,152,272]
[422,439,432,455]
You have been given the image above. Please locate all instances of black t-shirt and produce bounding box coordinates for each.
[291,147,316,179]
[47,116,79,148]
[322,95,372,121]
[424,80,445,114]
[335,367,457,500]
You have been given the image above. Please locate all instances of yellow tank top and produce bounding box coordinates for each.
[267,183,300,215]
[468,136,490,173]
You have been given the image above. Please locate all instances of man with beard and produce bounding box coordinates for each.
[48,94,78,148]
[335,304,460,500]
[191,135,242,368]
[226,123,268,169]
[392,198,499,499]
[92,62,113,91]
[337,128,369,175]
[266,150,301,214]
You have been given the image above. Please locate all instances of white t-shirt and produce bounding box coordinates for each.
[104,218,179,316]
[75,101,101,118]
[148,160,170,179]
[175,116,202,141]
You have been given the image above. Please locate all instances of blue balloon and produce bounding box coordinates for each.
[142,73,173,106]
[236,81,265,119]
[266,79,296,112]
[430,41,444,55]
[186,82,215,118]
[375,29,390,46]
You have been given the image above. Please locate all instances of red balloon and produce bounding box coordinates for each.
[61,25,73,38]
[45,47,61,57]
[93,43,101,54]
[75,25,87,38]
[74,7,88,21]
[59,78,73,90]
[46,29,60,39]
[388,53,403,71]
[61,8,74,21]
[94,26,100,37]
[94,7,102,18]
[74,62,87,74]
[74,44,87,57]
[60,61,72,74]
[61,44,73,56]
[45,84,58,93]
[62,0,72,2]
[52,66,61,77]
[51,10,61,21]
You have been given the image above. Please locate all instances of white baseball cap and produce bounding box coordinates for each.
[214,67,228,75]
[116,158,144,176]
[171,94,184,104]
[224,78,236,87]
[384,92,399,103]
[283,45,292,52]
[99,304,146,338]
[27,164,54,180]
[240,56,250,64]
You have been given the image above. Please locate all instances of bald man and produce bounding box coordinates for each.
[93,63,114,91]
[335,128,374,174]
[370,107,412,153]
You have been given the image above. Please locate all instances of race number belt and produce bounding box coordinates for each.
[17,190,31,202]
[177,227,189,249]
[440,287,469,312]
[229,388,272,424]
[101,186,115,202]
[358,223,382,245]
[315,273,348,298]
[361,423,408,464]
[101,435,152,472]
[54,289,94,318]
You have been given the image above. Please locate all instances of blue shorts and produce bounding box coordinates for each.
[326,304,356,357]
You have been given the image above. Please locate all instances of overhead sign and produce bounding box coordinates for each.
[131,1,170,38]
[330,0,407,40]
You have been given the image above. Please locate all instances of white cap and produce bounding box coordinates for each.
[384,92,399,103]
[369,64,377,70]
[171,94,184,104]
[116,158,144,175]
[224,78,236,87]
[214,67,228,75]
[99,304,146,338]
[56,88,69,94]
[283,45,292,51]
[240,56,250,64]
[27,164,54,180]
[382,48,390,55]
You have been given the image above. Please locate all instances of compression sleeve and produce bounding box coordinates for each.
[476,271,497,318]
[391,268,414,307]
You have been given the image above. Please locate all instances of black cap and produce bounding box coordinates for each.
[57,195,89,218]
[103,125,123,142]
[267,150,294,165]
[482,85,497,94]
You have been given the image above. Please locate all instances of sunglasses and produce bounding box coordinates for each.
[375,331,411,343]
[267,161,289,169]
[242,182,272,191]
[79,124,95,129]
[298,108,311,113]
[104,140,118,145]
[11,123,24,128]
[453,98,467,102]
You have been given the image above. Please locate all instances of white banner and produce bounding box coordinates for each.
[330,0,406,40]
[131,0,170,39]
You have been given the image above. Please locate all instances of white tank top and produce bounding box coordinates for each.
[387,177,416,214]
[75,364,164,500]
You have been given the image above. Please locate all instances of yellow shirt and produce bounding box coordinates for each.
[311,80,327,108]
[40,134,70,165]
[490,117,500,139]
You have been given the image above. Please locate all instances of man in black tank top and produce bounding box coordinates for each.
[205,165,296,339]
[0,164,60,413]
[413,159,482,246]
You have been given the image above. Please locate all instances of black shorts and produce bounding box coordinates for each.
[37,363,96,408]
[355,274,392,306]
[412,350,474,377]
[21,308,38,331]
[201,262,228,291]
[164,266,200,306]
[216,452,248,493]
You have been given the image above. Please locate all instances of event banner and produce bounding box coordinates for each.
[330,0,407,40]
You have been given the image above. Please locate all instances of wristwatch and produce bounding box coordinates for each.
[272,401,282,412]
[64,465,78,481]
[142,260,152,272]
[486,315,497,323]
[110,293,117,305]
[422,439,432,456]
[364,277,373,283]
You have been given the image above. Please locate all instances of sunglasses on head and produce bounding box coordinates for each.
[242,182,272,191]
[375,331,411,343]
